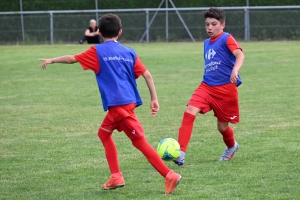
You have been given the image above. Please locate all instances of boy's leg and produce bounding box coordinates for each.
[98,128,125,190]
[119,117,169,177]
[118,117,181,194]
[211,89,240,161]
[217,121,235,148]
[98,128,120,174]
[177,106,199,153]
[217,121,239,161]
[175,86,212,166]
[98,109,126,190]
[132,136,170,176]
[173,106,198,166]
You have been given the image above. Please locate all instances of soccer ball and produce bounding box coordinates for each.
[157,138,180,161]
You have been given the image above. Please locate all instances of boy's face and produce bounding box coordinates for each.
[205,17,225,38]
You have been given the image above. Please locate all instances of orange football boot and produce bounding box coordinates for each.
[101,172,125,190]
[164,170,181,194]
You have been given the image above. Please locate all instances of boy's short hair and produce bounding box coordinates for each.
[98,13,122,38]
[204,8,226,24]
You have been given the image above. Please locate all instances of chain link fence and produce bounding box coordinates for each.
[0,6,300,44]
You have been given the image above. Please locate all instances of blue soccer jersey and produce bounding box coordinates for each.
[93,41,143,111]
[203,32,242,87]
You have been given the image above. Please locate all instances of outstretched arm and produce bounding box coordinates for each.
[230,49,245,83]
[142,70,159,116]
[39,55,77,70]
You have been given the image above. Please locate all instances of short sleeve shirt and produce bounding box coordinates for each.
[204,32,243,98]
[74,45,147,78]
[210,32,243,52]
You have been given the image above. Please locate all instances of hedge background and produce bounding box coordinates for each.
[0,0,299,44]
[1,0,299,11]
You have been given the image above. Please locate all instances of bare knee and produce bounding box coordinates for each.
[217,121,229,133]
[185,105,200,116]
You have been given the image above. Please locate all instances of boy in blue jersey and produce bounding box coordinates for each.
[39,13,181,195]
[174,8,245,166]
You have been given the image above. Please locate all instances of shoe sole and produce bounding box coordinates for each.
[227,152,236,160]
[220,151,238,161]
[101,184,125,190]
[174,161,184,166]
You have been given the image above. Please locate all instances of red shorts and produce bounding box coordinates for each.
[101,103,144,140]
[188,82,240,124]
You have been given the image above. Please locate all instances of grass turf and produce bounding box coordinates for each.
[0,42,300,199]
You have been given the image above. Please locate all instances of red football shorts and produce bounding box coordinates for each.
[100,103,144,140]
[188,82,240,124]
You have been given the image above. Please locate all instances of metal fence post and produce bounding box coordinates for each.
[20,0,25,42]
[146,10,149,43]
[169,0,195,42]
[247,9,250,41]
[244,8,249,41]
[245,0,250,41]
[139,0,165,42]
[166,0,168,42]
[95,0,98,20]
[50,12,54,45]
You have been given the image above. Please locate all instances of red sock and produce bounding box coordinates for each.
[98,128,120,174]
[131,136,170,177]
[178,112,196,152]
[220,126,235,148]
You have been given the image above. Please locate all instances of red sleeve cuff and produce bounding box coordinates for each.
[226,35,243,52]
[134,55,147,78]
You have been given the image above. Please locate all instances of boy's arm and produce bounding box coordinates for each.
[142,70,159,116]
[39,55,77,70]
[230,49,244,83]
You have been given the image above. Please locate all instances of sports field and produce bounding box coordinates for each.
[1,42,299,199]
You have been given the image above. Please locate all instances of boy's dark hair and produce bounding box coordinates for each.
[204,8,226,23]
[98,13,122,38]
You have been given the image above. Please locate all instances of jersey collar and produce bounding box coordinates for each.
[210,32,225,43]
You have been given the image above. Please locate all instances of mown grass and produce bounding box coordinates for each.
[0,42,299,199]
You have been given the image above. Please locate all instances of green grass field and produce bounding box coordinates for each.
[1,42,300,200]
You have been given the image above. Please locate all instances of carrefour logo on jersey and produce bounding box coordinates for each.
[204,60,221,73]
[205,48,216,60]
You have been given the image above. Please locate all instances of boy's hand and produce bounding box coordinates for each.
[39,58,53,70]
[142,70,159,116]
[150,99,159,116]
[230,69,239,83]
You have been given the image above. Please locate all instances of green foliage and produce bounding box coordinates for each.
[1,0,300,12]
[1,0,300,43]
[1,8,300,44]
[250,9,300,40]
[1,42,300,199]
